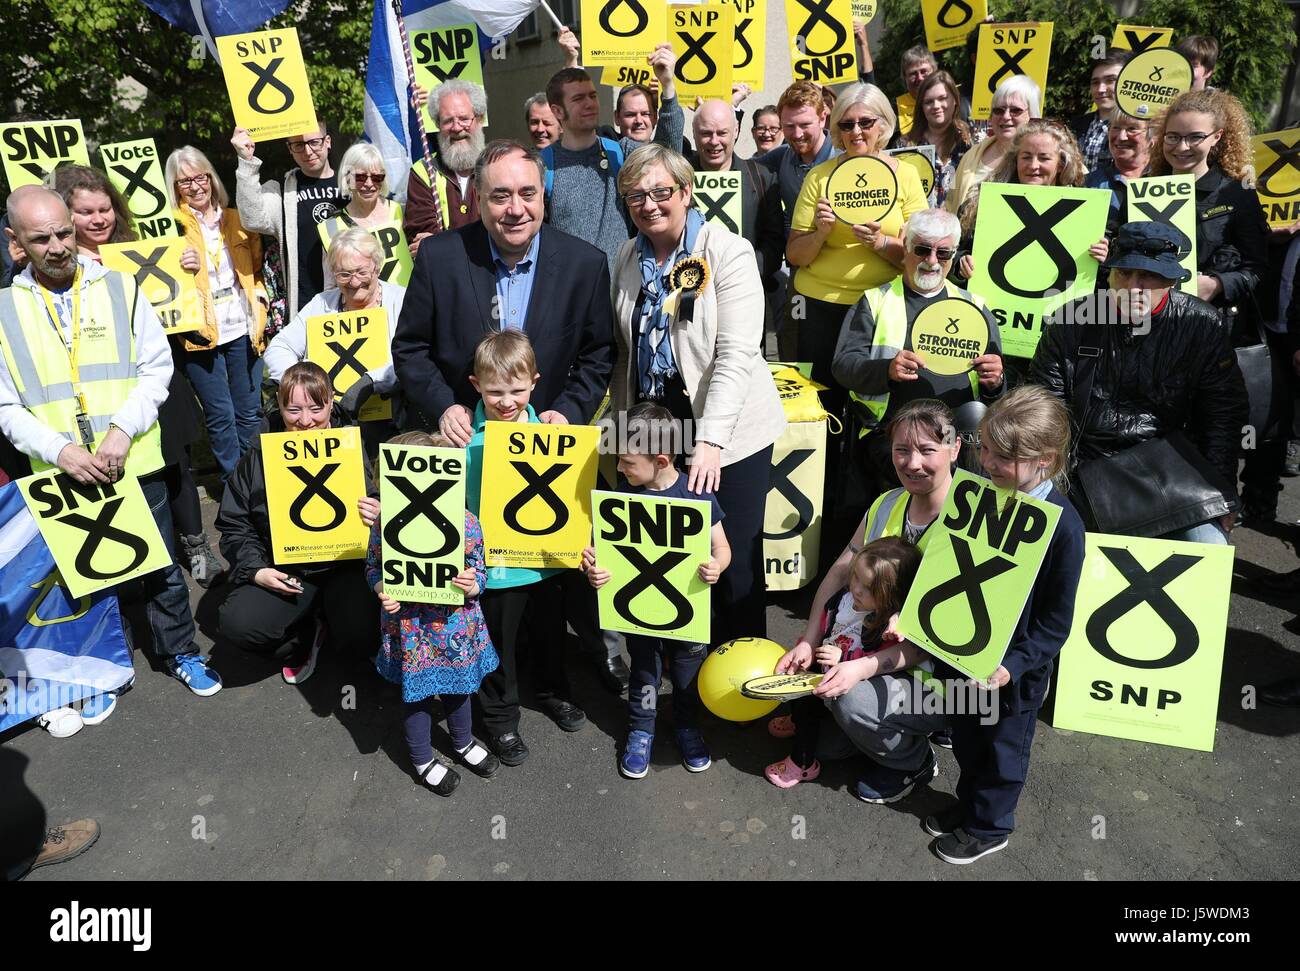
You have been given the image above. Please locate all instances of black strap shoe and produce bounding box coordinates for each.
[543,700,587,733]
[489,731,530,766]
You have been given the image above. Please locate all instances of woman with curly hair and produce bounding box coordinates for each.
[1152,89,1268,315]
[956,120,1105,280]
[899,71,972,210]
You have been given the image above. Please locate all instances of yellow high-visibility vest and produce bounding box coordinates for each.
[0,271,163,476]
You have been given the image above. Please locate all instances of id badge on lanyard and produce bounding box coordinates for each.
[39,271,94,446]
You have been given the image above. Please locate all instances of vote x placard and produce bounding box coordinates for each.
[19,470,172,600]
[896,469,1061,681]
[99,138,179,239]
[217,27,318,140]
[100,241,201,335]
[1053,534,1233,753]
[305,308,393,422]
[479,423,598,569]
[379,443,466,604]
[693,171,743,233]
[594,490,713,642]
[263,427,369,564]
[0,120,90,190]
[1126,175,1197,294]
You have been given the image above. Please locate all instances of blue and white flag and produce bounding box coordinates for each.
[140,1,292,58]
[0,483,134,734]
[365,0,540,201]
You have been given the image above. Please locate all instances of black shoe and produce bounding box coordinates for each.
[933,828,1008,865]
[453,741,501,778]
[923,806,965,838]
[489,732,530,766]
[543,700,587,733]
[595,655,630,695]
[416,760,460,797]
[1260,675,1300,708]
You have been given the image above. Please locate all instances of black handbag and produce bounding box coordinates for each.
[1069,343,1234,537]
[1232,295,1289,442]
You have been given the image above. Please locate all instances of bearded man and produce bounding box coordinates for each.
[405,79,488,254]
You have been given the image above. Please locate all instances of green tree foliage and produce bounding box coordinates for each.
[872,0,1296,128]
[0,0,371,189]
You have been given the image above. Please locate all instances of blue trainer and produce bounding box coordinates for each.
[78,692,117,726]
[620,730,653,779]
[168,654,223,697]
[855,747,939,804]
[675,728,711,773]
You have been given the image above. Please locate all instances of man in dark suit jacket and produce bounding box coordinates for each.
[392,141,615,442]
[392,139,615,767]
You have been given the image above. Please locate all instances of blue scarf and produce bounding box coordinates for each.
[636,208,705,400]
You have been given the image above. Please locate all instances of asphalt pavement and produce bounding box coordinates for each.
[7,473,1300,881]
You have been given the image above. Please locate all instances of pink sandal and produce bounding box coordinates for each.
[767,715,796,738]
[765,756,821,789]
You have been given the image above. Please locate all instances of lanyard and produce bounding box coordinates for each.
[38,266,88,413]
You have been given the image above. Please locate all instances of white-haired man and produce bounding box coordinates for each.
[405,79,488,254]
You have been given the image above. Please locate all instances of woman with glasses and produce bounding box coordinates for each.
[1154,90,1273,523]
[264,228,405,442]
[785,83,929,429]
[945,75,1041,216]
[1084,109,1155,238]
[899,72,973,210]
[318,144,403,252]
[610,143,785,645]
[750,106,783,155]
[166,145,267,481]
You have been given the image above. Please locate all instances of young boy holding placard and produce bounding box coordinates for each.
[464,331,583,767]
[582,402,731,779]
[926,386,1085,864]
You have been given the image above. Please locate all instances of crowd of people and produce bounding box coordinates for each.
[4,18,1300,877]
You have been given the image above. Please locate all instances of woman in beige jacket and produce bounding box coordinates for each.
[167,146,268,479]
[611,144,786,643]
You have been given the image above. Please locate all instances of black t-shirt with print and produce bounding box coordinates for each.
[294,173,342,308]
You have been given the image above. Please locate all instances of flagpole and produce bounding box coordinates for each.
[389,0,443,234]
[538,0,564,30]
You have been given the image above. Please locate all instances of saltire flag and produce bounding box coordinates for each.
[0,483,134,734]
[365,0,539,202]
[139,0,293,58]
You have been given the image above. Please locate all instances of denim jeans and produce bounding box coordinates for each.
[626,636,706,735]
[1161,521,1229,545]
[114,472,198,659]
[184,335,261,479]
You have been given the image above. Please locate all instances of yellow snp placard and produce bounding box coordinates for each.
[1114,47,1193,120]
[693,170,743,233]
[379,443,467,605]
[887,145,936,199]
[786,0,857,85]
[763,419,826,591]
[669,4,734,101]
[729,0,766,89]
[99,240,202,336]
[18,470,172,600]
[217,28,318,140]
[411,25,487,132]
[98,138,179,239]
[1252,129,1300,227]
[581,0,667,66]
[601,62,658,89]
[479,422,599,569]
[922,0,987,53]
[971,22,1054,121]
[1053,534,1234,753]
[1110,24,1174,53]
[1127,175,1198,295]
[305,307,393,422]
[0,120,90,189]
[850,0,877,23]
[263,426,369,565]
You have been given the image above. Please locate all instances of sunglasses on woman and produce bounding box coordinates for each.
[837,117,880,132]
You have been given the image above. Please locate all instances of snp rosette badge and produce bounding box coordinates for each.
[909,298,989,375]
[826,155,898,226]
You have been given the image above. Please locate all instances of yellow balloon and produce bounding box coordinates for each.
[698,637,788,722]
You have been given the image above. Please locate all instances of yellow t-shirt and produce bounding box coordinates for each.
[791,155,929,305]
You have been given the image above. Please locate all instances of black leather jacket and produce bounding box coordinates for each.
[1028,289,1248,502]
